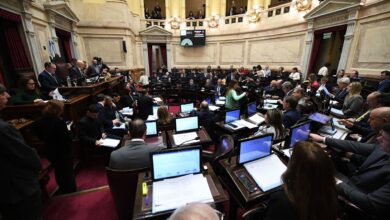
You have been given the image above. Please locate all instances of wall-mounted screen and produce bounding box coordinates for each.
[180,30,206,47]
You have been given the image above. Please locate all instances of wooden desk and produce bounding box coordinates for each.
[132,163,227,220]
[122,133,168,148]
[58,76,123,96]
[8,119,34,130]
[167,127,212,148]
[215,121,255,140]
[218,156,287,217]
[1,94,90,122]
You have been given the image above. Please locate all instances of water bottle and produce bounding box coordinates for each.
[66,76,72,87]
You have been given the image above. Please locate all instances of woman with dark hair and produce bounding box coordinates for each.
[225,80,247,109]
[157,105,174,131]
[12,78,44,105]
[35,100,77,194]
[254,109,285,140]
[264,141,338,220]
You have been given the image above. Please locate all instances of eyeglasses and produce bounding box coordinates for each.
[27,83,35,85]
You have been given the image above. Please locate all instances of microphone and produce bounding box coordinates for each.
[178,137,200,146]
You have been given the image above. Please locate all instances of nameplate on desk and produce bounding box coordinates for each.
[152,174,214,213]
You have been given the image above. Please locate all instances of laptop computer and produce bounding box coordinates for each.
[150,146,202,181]
[224,109,240,128]
[237,134,274,165]
[247,102,257,117]
[308,112,331,124]
[145,120,158,137]
[245,102,265,125]
[175,116,199,133]
[286,121,311,149]
[180,103,194,114]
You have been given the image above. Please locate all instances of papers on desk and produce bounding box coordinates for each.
[234,119,258,129]
[332,118,348,130]
[121,107,133,116]
[52,88,65,101]
[330,100,339,105]
[247,114,265,125]
[263,104,278,110]
[208,105,220,111]
[244,154,287,192]
[147,115,158,121]
[282,149,292,158]
[152,174,213,213]
[215,100,225,105]
[112,123,125,129]
[330,108,344,116]
[172,132,199,145]
[99,138,120,148]
[264,99,278,104]
[153,97,163,103]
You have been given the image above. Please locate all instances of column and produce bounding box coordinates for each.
[166,41,172,71]
[70,22,80,59]
[20,0,43,76]
[301,20,314,79]
[142,42,150,75]
[337,8,358,71]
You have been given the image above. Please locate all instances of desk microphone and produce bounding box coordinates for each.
[178,137,200,146]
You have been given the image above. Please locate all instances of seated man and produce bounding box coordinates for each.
[310,124,390,217]
[109,119,164,170]
[169,203,220,220]
[38,62,59,98]
[282,96,301,129]
[378,70,390,93]
[190,101,216,141]
[329,77,350,108]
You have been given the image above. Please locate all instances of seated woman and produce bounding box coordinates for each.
[254,109,285,141]
[157,106,174,131]
[12,78,44,105]
[225,80,247,110]
[342,82,363,117]
[264,141,337,220]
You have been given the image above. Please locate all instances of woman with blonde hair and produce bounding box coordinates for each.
[157,105,174,130]
[254,109,285,140]
[342,81,363,117]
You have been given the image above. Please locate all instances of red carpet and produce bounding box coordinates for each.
[43,187,117,220]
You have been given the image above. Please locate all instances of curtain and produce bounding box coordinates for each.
[160,45,167,67]
[148,44,153,75]
[0,64,5,85]
[0,8,21,22]
[62,38,72,62]
[3,21,31,69]
[307,34,321,75]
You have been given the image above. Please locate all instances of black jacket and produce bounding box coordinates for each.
[79,116,105,146]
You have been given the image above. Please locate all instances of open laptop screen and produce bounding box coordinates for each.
[146,120,158,136]
[180,103,194,113]
[238,134,273,164]
[151,146,201,181]
[153,106,159,117]
[247,102,257,116]
[289,121,311,148]
[225,109,240,124]
[308,112,331,124]
[175,116,199,133]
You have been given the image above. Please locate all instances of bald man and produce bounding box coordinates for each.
[190,101,216,141]
[69,60,86,81]
[169,203,220,220]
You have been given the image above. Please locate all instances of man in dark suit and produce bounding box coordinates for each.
[135,89,154,121]
[38,62,60,98]
[190,101,216,140]
[378,70,390,93]
[79,105,108,147]
[86,58,101,77]
[310,123,390,218]
[330,77,349,107]
[215,79,226,96]
[0,84,42,220]
[109,119,163,170]
[282,96,301,129]
[69,60,86,82]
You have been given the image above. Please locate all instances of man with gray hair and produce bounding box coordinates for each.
[330,77,350,106]
[281,81,293,97]
[169,203,221,220]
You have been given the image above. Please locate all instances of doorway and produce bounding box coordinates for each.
[55,28,72,63]
[308,25,347,77]
[147,43,167,75]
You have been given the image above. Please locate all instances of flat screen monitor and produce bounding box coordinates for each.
[238,134,273,164]
[146,120,158,137]
[153,106,159,117]
[175,116,199,133]
[247,102,257,116]
[289,121,311,148]
[308,112,331,124]
[180,103,194,113]
[151,146,202,181]
[204,97,212,105]
[225,109,240,124]
[180,30,206,47]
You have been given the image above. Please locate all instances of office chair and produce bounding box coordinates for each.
[202,134,234,174]
[338,196,377,220]
[241,203,267,220]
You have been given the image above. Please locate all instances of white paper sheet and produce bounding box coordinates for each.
[234,119,257,129]
[248,114,265,125]
[154,97,163,102]
[282,149,292,158]
[99,138,120,148]
[244,154,287,192]
[263,104,278,110]
[112,123,125,129]
[215,100,225,105]
[152,174,214,213]
[330,108,344,116]
[147,115,158,121]
[264,99,278,104]
[172,132,199,145]
[208,105,220,111]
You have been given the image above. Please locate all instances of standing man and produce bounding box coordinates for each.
[0,84,42,220]
[38,62,59,98]
[86,58,101,77]
[318,62,331,79]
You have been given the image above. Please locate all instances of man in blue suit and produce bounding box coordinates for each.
[282,96,301,129]
[38,62,59,98]
[378,70,390,93]
[310,123,390,218]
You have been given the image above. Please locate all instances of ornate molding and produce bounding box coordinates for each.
[296,0,313,12]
